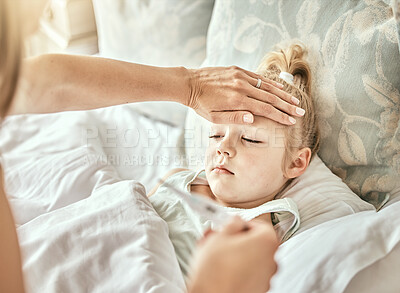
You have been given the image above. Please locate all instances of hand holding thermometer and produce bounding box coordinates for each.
[159,179,237,230]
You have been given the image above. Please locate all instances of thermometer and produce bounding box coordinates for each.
[159,179,236,230]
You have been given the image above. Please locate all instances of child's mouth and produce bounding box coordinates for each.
[212,166,234,175]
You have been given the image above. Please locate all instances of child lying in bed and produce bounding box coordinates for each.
[147,42,320,278]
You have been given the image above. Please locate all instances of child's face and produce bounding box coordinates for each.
[205,116,288,208]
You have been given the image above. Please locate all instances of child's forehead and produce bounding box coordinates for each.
[210,115,285,133]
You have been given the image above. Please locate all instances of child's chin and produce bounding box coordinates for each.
[210,185,238,200]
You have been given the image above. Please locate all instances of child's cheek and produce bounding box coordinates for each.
[242,155,258,174]
[242,153,269,184]
[204,147,215,165]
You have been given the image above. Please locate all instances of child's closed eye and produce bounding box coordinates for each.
[209,135,224,139]
[242,137,262,144]
[209,135,262,144]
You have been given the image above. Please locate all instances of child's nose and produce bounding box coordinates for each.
[216,138,237,158]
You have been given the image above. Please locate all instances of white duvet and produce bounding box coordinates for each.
[1,104,399,293]
[1,105,187,292]
[17,180,186,293]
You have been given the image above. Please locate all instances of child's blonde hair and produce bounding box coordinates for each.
[256,42,320,192]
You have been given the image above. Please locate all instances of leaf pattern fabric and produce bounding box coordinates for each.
[203,0,400,208]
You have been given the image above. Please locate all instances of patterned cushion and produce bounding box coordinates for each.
[186,0,400,209]
[396,0,400,53]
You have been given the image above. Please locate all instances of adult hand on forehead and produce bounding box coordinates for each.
[186,66,304,125]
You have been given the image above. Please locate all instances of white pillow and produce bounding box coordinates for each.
[343,242,400,293]
[183,109,375,234]
[342,182,400,293]
[278,155,375,235]
[270,199,400,293]
[92,0,214,68]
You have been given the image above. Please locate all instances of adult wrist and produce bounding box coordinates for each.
[183,68,200,109]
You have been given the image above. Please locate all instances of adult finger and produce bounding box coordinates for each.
[238,98,298,125]
[245,84,305,118]
[240,67,301,106]
[240,67,285,90]
[248,75,301,106]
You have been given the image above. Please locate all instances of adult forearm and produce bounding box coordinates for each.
[10,53,302,126]
[11,54,191,114]
[0,169,25,293]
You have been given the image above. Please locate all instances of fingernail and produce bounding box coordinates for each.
[243,113,254,123]
[276,82,284,88]
[291,96,300,105]
[289,117,296,124]
[296,107,305,116]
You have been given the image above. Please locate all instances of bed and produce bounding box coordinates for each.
[1,0,399,292]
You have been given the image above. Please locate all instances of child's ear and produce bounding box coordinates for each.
[286,148,312,179]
